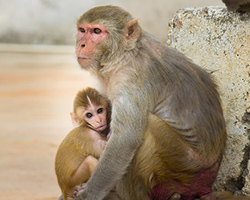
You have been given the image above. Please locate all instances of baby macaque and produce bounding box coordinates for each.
[55,87,111,200]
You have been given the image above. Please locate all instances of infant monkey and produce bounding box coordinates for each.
[55,87,111,200]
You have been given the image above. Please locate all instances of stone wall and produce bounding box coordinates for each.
[167,7,250,195]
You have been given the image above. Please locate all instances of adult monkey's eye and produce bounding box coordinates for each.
[79,27,85,33]
[93,28,102,34]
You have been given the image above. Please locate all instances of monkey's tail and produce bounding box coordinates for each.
[201,191,250,200]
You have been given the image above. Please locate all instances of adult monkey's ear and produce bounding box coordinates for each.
[125,19,142,42]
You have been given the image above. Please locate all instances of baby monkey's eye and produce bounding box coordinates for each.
[86,113,93,118]
[97,108,103,114]
[93,28,102,34]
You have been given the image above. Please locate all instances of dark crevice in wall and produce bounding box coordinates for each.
[224,111,250,194]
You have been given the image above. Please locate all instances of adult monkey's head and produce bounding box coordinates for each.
[76,5,142,71]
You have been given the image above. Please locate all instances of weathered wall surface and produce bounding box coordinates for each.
[167,7,250,195]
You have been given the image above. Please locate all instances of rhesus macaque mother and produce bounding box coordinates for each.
[74,5,230,200]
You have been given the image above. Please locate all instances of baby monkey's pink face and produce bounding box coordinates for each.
[77,102,107,132]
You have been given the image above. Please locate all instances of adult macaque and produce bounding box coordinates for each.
[222,0,250,12]
[74,5,250,200]
[55,87,111,200]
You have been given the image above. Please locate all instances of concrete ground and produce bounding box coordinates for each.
[0,45,98,200]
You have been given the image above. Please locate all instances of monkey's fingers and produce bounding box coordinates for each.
[74,183,86,197]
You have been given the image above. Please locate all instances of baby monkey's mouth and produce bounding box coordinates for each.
[96,124,107,132]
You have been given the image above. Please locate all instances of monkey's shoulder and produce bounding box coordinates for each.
[55,127,97,163]
[71,125,101,140]
[137,34,209,78]
[57,126,94,150]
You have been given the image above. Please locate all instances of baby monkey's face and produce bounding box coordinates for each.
[77,103,107,132]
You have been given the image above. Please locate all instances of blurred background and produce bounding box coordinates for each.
[0,1,225,200]
[0,0,224,44]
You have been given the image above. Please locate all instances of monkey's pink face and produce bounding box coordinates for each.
[77,104,107,132]
[76,23,108,68]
